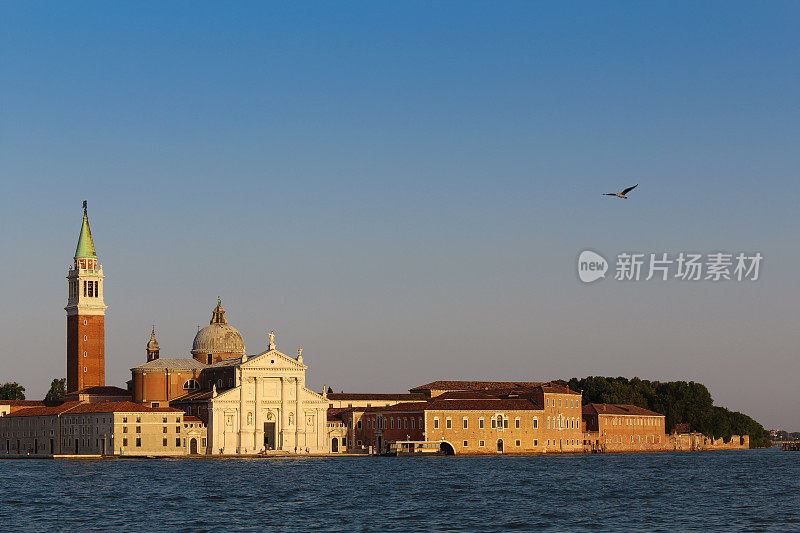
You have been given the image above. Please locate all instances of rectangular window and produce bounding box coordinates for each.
[479,418,484,429]
[434,418,439,429]
[503,419,508,429]
[176,426,180,433]
[163,427,167,433]
[123,438,128,446]
[515,440,521,447]
[463,441,468,447]
[135,438,141,447]
[136,426,141,433]
[491,419,496,429]
[533,439,538,446]
[123,426,127,433]
[88,282,93,297]
[479,440,485,447]
[410,418,415,429]
[176,438,181,447]
[533,418,538,429]
[163,438,167,447]
[357,420,362,429]
[463,418,468,429]
[515,418,520,429]
[446,418,452,429]
[83,281,87,297]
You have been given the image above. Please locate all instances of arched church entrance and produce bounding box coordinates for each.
[190,438,198,454]
[497,439,504,453]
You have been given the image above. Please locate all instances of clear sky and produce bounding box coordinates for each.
[1,2,798,429]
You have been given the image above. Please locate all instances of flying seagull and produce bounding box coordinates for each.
[604,184,638,199]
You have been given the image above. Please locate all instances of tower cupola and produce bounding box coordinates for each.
[147,327,160,361]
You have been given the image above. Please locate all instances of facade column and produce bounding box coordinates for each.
[238,369,246,453]
[295,377,303,452]
[280,376,288,451]
[254,377,263,452]
[317,407,323,453]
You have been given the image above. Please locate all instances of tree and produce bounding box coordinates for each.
[568,376,770,448]
[0,382,25,400]
[44,378,66,403]
[327,386,333,394]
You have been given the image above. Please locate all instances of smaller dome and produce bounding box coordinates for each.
[191,299,246,359]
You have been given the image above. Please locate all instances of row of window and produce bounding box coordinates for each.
[607,435,662,444]
[430,415,552,431]
[360,417,424,430]
[546,397,580,409]
[609,417,662,427]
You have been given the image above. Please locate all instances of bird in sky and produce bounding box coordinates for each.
[604,184,638,199]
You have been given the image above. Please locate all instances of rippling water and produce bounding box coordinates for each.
[1,448,797,531]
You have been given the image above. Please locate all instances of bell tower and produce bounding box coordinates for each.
[65,201,107,392]
[146,327,160,361]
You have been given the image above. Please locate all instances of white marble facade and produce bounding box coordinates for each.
[207,348,328,454]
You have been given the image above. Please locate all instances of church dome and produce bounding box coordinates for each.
[191,299,246,361]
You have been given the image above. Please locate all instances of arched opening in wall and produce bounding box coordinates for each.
[440,442,455,455]
[331,438,339,453]
[740,436,745,446]
[190,438,198,454]
[183,379,200,391]
[497,439,504,453]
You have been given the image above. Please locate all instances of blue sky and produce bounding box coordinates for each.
[1,2,798,429]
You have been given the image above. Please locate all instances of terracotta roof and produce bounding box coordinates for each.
[409,380,546,392]
[409,380,579,395]
[433,390,509,400]
[208,356,243,368]
[63,401,181,414]
[365,402,430,413]
[327,393,427,401]
[131,358,207,371]
[3,402,83,417]
[184,415,203,423]
[171,390,214,402]
[582,403,664,417]
[67,386,130,396]
[426,397,543,412]
[539,383,579,395]
[0,400,46,406]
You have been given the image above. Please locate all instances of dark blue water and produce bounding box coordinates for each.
[1,448,797,531]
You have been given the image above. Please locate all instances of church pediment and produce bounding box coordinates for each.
[241,349,307,370]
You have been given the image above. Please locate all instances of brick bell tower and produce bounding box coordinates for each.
[65,201,107,393]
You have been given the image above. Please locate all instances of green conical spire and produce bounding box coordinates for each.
[75,200,97,259]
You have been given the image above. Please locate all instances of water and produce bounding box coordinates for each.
[1,448,797,531]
